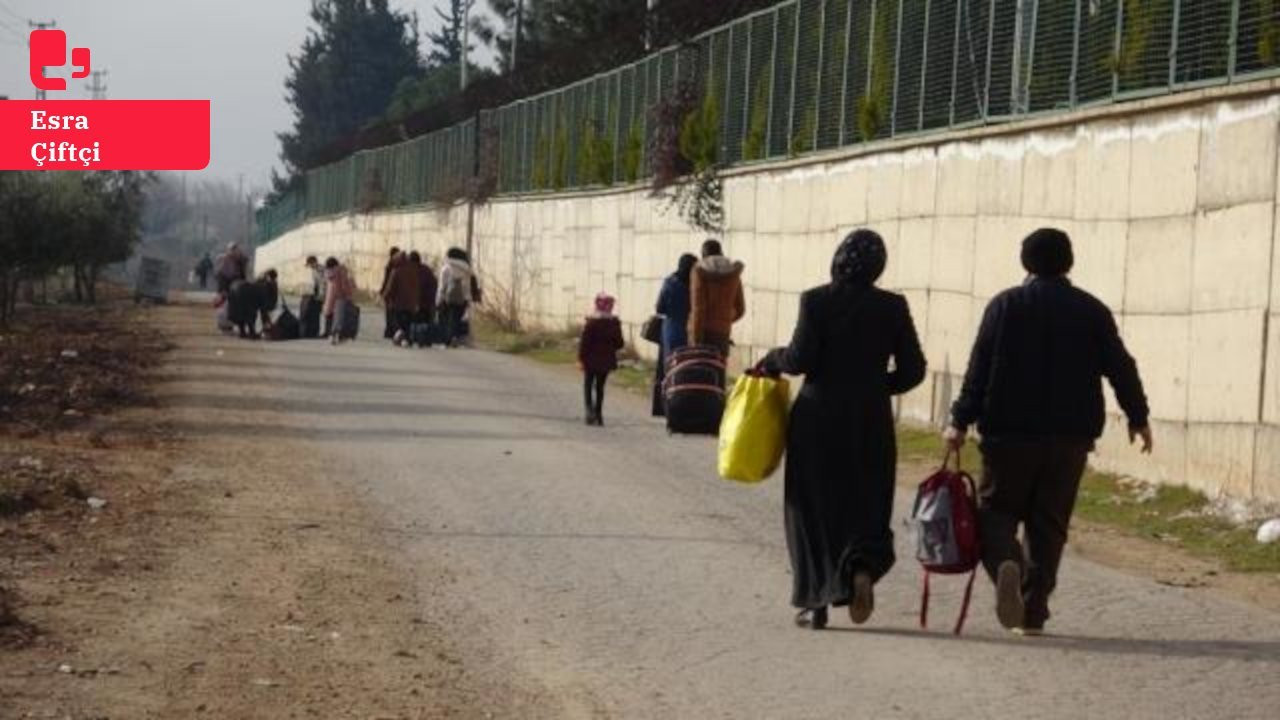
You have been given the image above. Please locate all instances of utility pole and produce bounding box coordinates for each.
[86,69,108,100]
[509,0,524,74]
[29,19,57,100]
[460,0,474,90]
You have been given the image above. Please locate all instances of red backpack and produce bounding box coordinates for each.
[909,452,981,635]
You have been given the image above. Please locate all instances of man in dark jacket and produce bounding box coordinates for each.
[409,251,438,327]
[381,251,420,347]
[945,228,1151,636]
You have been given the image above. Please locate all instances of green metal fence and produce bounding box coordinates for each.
[258,0,1280,244]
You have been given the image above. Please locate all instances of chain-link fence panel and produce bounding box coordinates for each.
[843,0,874,142]
[725,20,752,164]
[952,0,992,124]
[770,2,800,156]
[985,0,1020,117]
[1075,0,1119,103]
[815,0,851,149]
[789,0,824,154]
[1116,0,1175,93]
[893,0,929,135]
[743,11,777,161]
[1236,0,1280,76]
[1176,0,1232,84]
[921,0,959,130]
[1028,0,1077,111]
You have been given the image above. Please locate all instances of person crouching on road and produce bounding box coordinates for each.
[323,257,357,345]
[945,228,1152,637]
[382,250,421,347]
[578,293,625,427]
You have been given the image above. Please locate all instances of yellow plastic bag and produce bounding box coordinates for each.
[718,374,791,483]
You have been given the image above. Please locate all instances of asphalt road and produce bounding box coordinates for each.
[171,307,1280,719]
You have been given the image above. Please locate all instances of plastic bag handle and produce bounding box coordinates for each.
[940,447,962,472]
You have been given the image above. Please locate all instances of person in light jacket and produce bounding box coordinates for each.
[437,247,474,347]
[323,257,357,345]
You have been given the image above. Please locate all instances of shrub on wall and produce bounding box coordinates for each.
[743,72,771,162]
[622,124,644,183]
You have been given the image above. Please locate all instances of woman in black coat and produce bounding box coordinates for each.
[761,229,926,630]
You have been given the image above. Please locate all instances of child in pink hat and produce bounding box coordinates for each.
[578,293,625,426]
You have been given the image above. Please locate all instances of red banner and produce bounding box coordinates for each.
[0,100,210,171]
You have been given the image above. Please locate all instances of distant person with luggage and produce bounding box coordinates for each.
[579,293,625,426]
[759,229,926,630]
[302,256,327,338]
[227,269,280,340]
[689,240,745,357]
[323,257,358,345]
[438,247,475,348]
[194,252,214,290]
[652,253,698,416]
[945,228,1151,636]
[378,246,401,340]
[382,251,421,347]
[215,242,249,296]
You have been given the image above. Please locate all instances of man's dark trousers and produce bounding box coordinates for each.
[977,438,1091,628]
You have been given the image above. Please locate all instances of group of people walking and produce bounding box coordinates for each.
[630,227,1150,637]
[374,246,480,348]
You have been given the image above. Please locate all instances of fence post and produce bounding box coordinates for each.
[918,0,933,132]
[743,20,754,161]
[890,0,905,135]
[865,0,878,133]
[725,27,735,162]
[614,72,623,185]
[1069,0,1082,107]
[767,8,780,155]
[814,0,828,150]
[983,0,996,119]
[1228,0,1241,80]
[838,0,856,144]
[1023,0,1039,114]
[948,0,963,126]
[1168,0,1181,89]
[1111,0,1124,98]
[787,2,803,149]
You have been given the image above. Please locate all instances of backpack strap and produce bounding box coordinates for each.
[920,570,931,630]
[953,568,978,635]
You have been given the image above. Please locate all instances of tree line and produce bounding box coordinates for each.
[0,172,148,326]
[273,0,782,196]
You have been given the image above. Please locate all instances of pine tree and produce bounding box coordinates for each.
[278,0,423,174]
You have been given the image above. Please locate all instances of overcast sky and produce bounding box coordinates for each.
[0,0,495,188]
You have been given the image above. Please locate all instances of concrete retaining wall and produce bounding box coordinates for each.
[257,82,1280,503]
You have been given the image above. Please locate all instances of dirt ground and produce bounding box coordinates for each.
[0,301,518,719]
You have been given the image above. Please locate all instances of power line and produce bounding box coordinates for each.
[0,18,24,41]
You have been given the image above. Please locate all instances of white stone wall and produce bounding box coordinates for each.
[257,86,1280,503]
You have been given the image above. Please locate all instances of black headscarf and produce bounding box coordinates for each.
[1021,228,1074,276]
[676,253,698,285]
[831,229,887,287]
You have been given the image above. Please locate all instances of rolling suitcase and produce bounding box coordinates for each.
[268,301,301,341]
[663,345,727,435]
[299,295,323,339]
